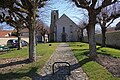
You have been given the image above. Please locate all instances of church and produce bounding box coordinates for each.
[49,10,80,42]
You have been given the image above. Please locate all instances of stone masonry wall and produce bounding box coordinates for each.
[83,30,120,48]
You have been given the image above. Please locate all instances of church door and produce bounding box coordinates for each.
[62,33,66,42]
[61,27,66,42]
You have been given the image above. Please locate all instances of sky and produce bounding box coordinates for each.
[39,0,88,26]
[0,0,120,30]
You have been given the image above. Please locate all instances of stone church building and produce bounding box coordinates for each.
[49,10,80,42]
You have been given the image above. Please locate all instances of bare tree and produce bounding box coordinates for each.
[72,0,119,58]
[36,20,49,43]
[1,9,28,50]
[97,2,120,47]
[0,0,49,62]
[77,21,88,42]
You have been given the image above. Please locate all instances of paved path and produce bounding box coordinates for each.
[37,43,88,80]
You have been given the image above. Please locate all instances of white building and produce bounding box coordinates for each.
[50,10,80,42]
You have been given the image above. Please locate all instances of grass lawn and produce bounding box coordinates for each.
[69,42,120,80]
[0,43,59,80]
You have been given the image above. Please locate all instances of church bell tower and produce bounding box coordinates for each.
[49,10,59,42]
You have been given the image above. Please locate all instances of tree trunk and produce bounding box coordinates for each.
[88,24,97,57]
[101,27,106,47]
[17,28,22,50]
[88,10,97,58]
[43,35,46,43]
[29,25,36,62]
[28,6,37,62]
[80,29,84,42]
[86,27,89,42]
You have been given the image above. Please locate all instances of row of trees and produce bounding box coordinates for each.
[72,0,120,58]
[78,1,120,47]
[97,2,120,47]
[0,0,120,62]
[0,0,48,62]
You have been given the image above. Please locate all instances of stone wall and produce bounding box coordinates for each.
[83,30,120,48]
[0,37,29,45]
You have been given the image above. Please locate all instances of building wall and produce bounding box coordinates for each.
[83,30,120,48]
[0,37,29,45]
[21,32,29,37]
[56,15,78,42]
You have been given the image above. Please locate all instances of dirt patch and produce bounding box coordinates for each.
[0,58,30,73]
[94,54,120,77]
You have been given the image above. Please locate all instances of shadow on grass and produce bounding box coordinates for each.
[0,58,92,80]
[97,52,111,56]
[72,49,89,51]
[69,44,85,47]
[0,46,92,80]
[96,47,117,58]
[0,67,39,80]
[0,59,30,68]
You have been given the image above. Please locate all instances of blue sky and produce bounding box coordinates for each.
[0,0,119,30]
[40,0,120,28]
[39,0,88,26]
[1,0,85,30]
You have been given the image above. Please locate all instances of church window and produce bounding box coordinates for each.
[63,27,65,32]
[70,25,73,33]
[70,25,72,27]
[54,15,56,20]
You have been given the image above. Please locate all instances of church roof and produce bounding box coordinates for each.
[56,14,78,27]
[115,22,120,30]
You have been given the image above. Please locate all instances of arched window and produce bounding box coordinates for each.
[54,15,56,20]
[62,27,65,32]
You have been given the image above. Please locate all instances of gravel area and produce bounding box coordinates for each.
[0,58,29,73]
[37,43,88,80]
[95,54,120,77]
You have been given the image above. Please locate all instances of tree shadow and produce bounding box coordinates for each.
[70,58,92,71]
[96,47,114,57]
[69,44,85,47]
[76,44,84,47]
[0,58,92,80]
[38,58,92,80]
[96,46,102,50]
[0,59,30,68]
[72,49,89,51]
[0,67,40,80]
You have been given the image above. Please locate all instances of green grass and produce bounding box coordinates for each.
[69,42,120,80]
[97,47,120,58]
[0,43,59,80]
[0,48,29,59]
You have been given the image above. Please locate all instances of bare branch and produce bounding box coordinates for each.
[106,19,115,28]
[96,0,118,14]
[72,0,89,9]
[91,0,97,8]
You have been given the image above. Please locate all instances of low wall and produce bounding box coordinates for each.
[0,37,29,45]
[83,31,120,48]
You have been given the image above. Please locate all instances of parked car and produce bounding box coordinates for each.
[7,39,28,48]
[0,45,10,51]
